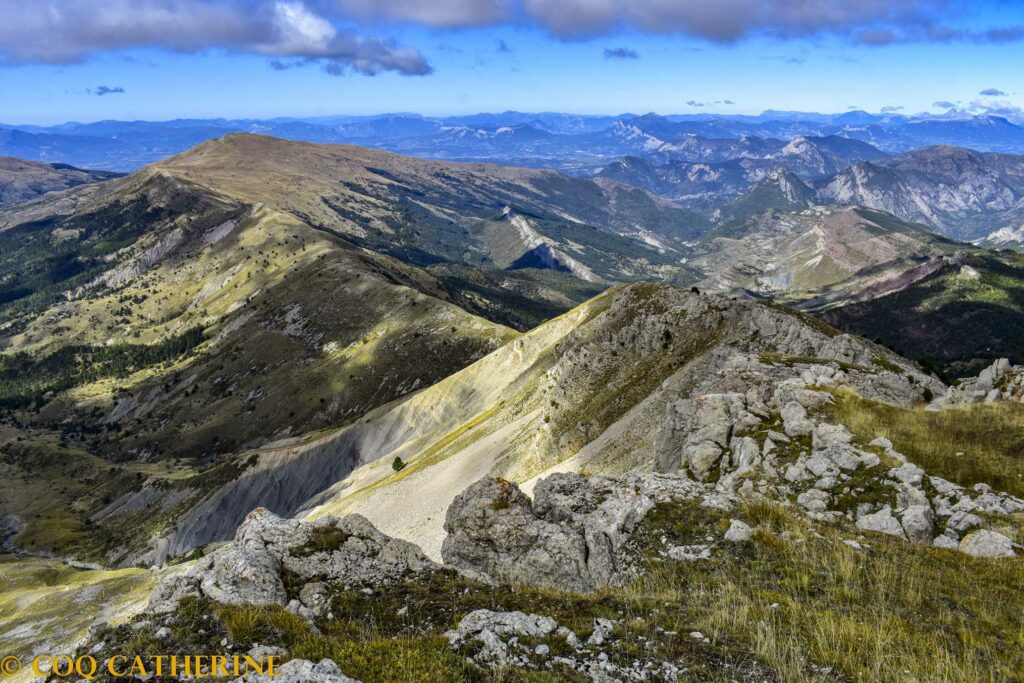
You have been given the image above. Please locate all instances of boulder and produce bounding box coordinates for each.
[781,401,814,438]
[724,519,754,543]
[442,474,657,592]
[855,507,906,539]
[231,658,360,683]
[198,543,287,607]
[959,530,1016,558]
[148,508,436,614]
[281,514,436,586]
[445,609,561,667]
[656,393,763,478]
[898,505,934,544]
[797,488,830,513]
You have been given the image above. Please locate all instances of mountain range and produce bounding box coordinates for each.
[5,110,1024,172]
[1,130,1023,682]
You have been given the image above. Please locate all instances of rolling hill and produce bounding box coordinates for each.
[0,156,119,206]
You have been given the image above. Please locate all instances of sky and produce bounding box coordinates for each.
[1,0,1023,125]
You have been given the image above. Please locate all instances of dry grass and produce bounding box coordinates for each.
[826,388,1024,497]
[626,500,1024,682]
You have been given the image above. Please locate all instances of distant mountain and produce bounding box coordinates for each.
[596,135,884,210]
[0,156,120,205]
[596,156,764,208]
[818,146,1024,240]
[647,134,783,162]
[978,223,1024,249]
[680,201,1024,377]
[772,135,887,177]
[691,205,955,297]
[836,115,1024,154]
[155,134,709,287]
[716,168,817,223]
[5,111,1024,173]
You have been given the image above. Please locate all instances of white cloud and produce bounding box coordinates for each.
[0,0,430,75]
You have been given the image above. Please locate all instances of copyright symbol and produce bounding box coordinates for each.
[0,656,20,676]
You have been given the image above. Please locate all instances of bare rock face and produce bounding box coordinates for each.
[149,508,436,614]
[440,477,594,592]
[656,392,766,478]
[199,541,288,608]
[441,474,668,592]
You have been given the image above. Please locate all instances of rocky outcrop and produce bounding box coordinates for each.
[441,473,704,592]
[149,509,436,615]
[653,355,1023,557]
[934,358,1024,406]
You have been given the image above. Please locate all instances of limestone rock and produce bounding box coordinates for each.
[198,543,286,608]
[781,401,814,437]
[898,505,934,544]
[656,393,763,478]
[231,658,360,683]
[724,519,754,543]
[445,609,560,667]
[441,474,653,592]
[148,508,436,614]
[856,507,907,539]
[959,530,1016,558]
[797,488,830,513]
[281,514,436,586]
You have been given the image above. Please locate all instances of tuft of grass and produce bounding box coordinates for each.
[826,387,1024,497]
[290,526,352,558]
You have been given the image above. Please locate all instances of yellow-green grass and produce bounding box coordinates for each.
[627,500,1024,682]
[826,387,1024,498]
[0,556,157,678]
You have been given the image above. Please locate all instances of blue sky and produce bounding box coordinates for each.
[1,1,1023,125]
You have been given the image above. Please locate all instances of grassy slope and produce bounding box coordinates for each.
[157,134,704,276]
[827,387,1024,498]
[0,180,515,461]
[0,156,120,206]
[0,556,158,675]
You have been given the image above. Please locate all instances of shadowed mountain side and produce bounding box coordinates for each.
[0,166,516,464]
[821,251,1024,378]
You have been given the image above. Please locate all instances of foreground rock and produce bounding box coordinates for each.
[150,509,437,615]
[653,353,1024,557]
[442,473,706,592]
[232,658,360,683]
[445,609,681,681]
[959,530,1016,558]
